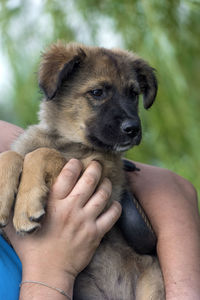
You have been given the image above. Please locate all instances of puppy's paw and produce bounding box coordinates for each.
[13,216,41,234]
[0,189,13,227]
[29,208,45,222]
[0,151,24,227]
[0,214,9,228]
[12,147,66,233]
[13,185,48,234]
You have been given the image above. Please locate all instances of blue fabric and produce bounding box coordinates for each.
[0,235,22,300]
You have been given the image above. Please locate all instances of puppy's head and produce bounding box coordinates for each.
[39,42,157,152]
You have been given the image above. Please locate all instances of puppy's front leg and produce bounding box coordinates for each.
[13,148,66,233]
[0,151,24,227]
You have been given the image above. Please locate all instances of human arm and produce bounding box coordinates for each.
[4,159,121,300]
[0,120,24,152]
[127,162,200,300]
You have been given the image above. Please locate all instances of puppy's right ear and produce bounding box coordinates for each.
[39,43,86,100]
[132,59,157,109]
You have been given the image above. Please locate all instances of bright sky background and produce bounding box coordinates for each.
[0,0,124,104]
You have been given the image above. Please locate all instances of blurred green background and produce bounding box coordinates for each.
[0,0,199,204]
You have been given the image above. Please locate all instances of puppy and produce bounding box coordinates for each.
[0,42,165,299]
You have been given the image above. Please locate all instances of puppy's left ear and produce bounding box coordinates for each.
[133,59,157,109]
[39,43,86,100]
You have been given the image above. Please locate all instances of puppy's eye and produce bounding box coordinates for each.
[90,89,103,98]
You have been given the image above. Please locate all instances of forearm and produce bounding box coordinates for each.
[156,190,200,299]
[157,231,200,299]
[128,162,200,299]
[19,249,75,300]
[20,266,74,300]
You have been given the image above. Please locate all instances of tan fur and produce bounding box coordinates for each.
[0,151,23,226]
[13,148,67,232]
[0,42,164,299]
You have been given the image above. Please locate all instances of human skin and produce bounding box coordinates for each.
[1,120,200,299]
[5,159,121,299]
[127,165,200,299]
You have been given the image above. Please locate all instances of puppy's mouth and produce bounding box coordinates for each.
[87,133,141,152]
[114,134,141,152]
[114,141,133,152]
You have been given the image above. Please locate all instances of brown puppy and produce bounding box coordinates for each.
[0,42,164,299]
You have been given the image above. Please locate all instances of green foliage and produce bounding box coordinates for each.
[0,0,199,202]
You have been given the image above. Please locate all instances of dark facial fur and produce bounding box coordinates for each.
[39,42,157,152]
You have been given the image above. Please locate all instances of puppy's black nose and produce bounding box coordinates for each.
[121,119,140,136]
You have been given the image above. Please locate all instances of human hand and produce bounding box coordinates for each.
[4,159,121,297]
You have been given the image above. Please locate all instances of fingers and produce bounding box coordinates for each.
[50,159,82,200]
[96,201,122,237]
[68,161,102,207]
[84,178,112,219]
